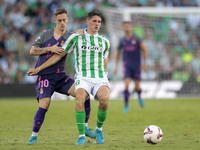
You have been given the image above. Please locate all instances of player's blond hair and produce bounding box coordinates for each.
[54,7,68,17]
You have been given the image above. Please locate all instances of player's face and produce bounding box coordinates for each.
[54,13,69,32]
[86,15,101,34]
[122,23,133,34]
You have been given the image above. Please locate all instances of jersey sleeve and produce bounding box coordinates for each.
[62,33,79,53]
[32,31,46,47]
[103,39,110,59]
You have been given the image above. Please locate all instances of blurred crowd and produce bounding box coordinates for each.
[0,0,200,84]
[108,13,200,82]
[140,15,200,82]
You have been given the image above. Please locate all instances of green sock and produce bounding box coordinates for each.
[75,111,85,135]
[97,108,108,128]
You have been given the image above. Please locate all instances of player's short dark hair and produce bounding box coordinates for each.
[86,11,102,20]
[54,7,68,17]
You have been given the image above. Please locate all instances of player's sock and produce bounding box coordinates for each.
[31,132,38,136]
[123,90,130,108]
[97,108,108,128]
[75,111,86,135]
[136,89,145,107]
[32,107,47,133]
[84,98,91,124]
[136,89,141,98]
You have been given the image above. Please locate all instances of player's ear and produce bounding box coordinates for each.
[54,18,56,23]
[86,19,89,25]
[67,17,69,22]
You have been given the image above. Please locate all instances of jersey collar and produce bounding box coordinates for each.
[84,28,98,37]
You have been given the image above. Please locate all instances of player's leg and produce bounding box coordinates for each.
[68,83,92,124]
[75,88,88,145]
[28,97,51,144]
[95,85,109,144]
[122,64,132,113]
[66,82,76,97]
[67,83,91,123]
[134,79,145,107]
[84,98,96,139]
[123,78,131,113]
[28,74,54,144]
[60,78,95,139]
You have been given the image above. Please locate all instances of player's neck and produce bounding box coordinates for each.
[86,29,97,35]
[54,27,66,38]
[125,33,133,39]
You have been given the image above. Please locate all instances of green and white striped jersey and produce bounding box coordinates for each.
[62,30,110,79]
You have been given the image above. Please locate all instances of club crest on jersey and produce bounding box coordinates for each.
[131,39,136,44]
[40,88,44,94]
[60,40,65,46]
[35,37,41,41]
[81,45,103,51]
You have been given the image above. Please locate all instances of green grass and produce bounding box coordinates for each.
[0,98,200,150]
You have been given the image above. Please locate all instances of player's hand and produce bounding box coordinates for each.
[75,29,84,36]
[50,42,65,55]
[142,64,147,72]
[27,68,40,76]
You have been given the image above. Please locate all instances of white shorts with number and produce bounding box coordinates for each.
[75,77,110,101]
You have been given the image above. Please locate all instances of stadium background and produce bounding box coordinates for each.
[0,0,200,99]
[0,1,200,149]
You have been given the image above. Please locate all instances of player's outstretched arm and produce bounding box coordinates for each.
[30,42,65,56]
[140,42,148,72]
[113,50,121,75]
[27,52,66,76]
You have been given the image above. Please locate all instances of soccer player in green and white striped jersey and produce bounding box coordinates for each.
[28,11,110,145]
[63,29,109,79]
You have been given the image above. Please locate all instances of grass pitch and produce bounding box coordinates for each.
[0,98,200,150]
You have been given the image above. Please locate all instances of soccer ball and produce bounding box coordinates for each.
[143,125,163,144]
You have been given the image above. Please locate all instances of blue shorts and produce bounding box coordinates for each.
[35,73,74,101]
[123,64,141,81]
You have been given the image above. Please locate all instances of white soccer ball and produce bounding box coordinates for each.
[143,125,163,144]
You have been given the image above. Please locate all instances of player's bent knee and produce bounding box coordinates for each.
[98,95,109,102]
[100,101,108,107]
[39,98,51,109]
[99,97,108,107]
[76,99,85,105]
[76,94,85,101]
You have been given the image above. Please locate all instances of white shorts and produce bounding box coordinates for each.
[75,77,110,101]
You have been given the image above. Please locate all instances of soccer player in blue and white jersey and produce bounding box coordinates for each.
[114,21,148,113]
[27,8,95,144]
[27,11,110,145]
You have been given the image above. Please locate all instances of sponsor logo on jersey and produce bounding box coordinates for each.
[81,45,103,51]
[35,37,41,41]
[40,88,44,94]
